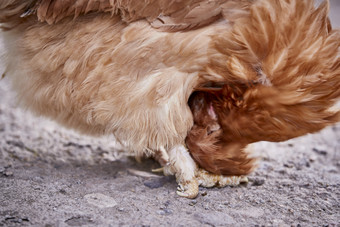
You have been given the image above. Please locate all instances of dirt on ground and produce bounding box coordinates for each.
[0,1,339,226]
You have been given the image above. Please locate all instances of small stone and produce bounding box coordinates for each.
[4,171,13,177]
[309,155,317,162]
[277,169,286,175]
[284,163,294,168]
[300,183,310,188]
[189,200,197,206]
[201,191,208,196]
[252,179,265,186]
[163,208,173,215]
[217,204,224,210]
[156,210,166,215]
[164,200,171,207]
[312,147,327,155]
[21,218,29,222]
[59,189,67,195]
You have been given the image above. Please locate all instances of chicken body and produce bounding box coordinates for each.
[1,0,246,198]
[1,0,339,198]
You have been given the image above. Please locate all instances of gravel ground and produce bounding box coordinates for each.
[0,1,339,226]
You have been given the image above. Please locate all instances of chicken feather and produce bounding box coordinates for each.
[0,0,339,198]
[187,0,340,175]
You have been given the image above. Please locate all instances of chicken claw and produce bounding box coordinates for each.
[176,179,199,199]
[151,167,164,173]
[152,145,247,198]
[174,169,247,198]
[197,168,248,188]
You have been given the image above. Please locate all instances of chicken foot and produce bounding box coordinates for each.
[153,145,248,198]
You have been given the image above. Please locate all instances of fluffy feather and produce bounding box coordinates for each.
[0,0,339,197]
[1,0,243,31]
[186,0,340,175]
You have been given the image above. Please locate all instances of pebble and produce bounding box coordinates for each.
[277,169,286,175]
[283,163,294,168]
[58,189,67,195]
[309,155,317,162]
[201,191,208,196]
[157,210,166,215]
[252,179,265,186]
[189,200,197,206]
[312,147,328,155]
[157,208,172,215]
[164,200,171,207]
[3,170,13,177]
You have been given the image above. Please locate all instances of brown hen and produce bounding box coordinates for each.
[0,0,339,199]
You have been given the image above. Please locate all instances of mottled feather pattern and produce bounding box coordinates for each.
[0,0,339,196]
[187,0,340,175]
[1,0,241,31]
[186,91,256,176]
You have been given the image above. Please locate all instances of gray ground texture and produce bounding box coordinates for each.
[0,1,339,226]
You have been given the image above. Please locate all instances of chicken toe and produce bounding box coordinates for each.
[197,168,247,188]
[176,179,199,199]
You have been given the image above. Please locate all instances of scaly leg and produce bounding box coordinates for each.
[163,145,199,198]
[197,168,248,188]
[154,145,248,199]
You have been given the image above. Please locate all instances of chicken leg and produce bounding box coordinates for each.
[155,145,247,198]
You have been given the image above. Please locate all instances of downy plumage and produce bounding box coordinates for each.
[0,0,339,198]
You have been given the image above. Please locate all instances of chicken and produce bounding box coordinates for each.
[0,0,339,199]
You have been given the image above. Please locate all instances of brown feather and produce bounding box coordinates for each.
[1,0,339,180]
[186,91,256,176]
[187,0,340,175]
